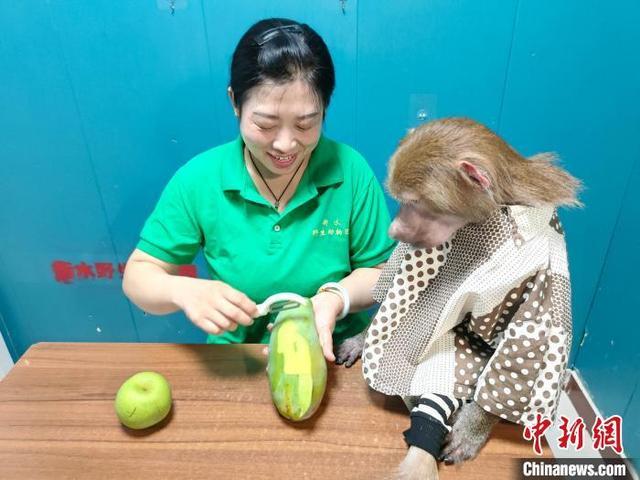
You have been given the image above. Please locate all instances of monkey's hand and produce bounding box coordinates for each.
[391,446,439,480]
[440,401,499,464]
[334,332,365,367]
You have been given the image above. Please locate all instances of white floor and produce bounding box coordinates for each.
[0,332,14,380]
[547,371,638,479]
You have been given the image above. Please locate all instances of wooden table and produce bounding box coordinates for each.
[0,343,545,479]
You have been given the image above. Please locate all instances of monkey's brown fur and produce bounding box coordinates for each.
[387,118,582,223]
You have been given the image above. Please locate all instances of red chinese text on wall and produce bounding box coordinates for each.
[51,260,197,283]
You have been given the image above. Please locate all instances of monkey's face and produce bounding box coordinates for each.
[389,194,467,249]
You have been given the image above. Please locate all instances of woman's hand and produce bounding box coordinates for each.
[311,291,344,362]
[170,277,258,335]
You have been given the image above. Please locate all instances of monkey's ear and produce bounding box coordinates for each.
[458,160,491,190]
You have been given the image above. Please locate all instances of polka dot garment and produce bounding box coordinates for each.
[363,242,452,386]
[363,205,572,428]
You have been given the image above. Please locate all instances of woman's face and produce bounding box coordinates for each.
[233,79,323,177]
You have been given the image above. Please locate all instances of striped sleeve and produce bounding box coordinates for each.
[403,394,464,457]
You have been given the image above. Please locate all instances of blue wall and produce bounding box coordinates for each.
[1,0,638,461]
[573,157,640,462]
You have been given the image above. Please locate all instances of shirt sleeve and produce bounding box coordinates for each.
[349,176,397,269]
[472,267,572,426]
[137,168,202,265]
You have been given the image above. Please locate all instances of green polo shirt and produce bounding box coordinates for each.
[137,135,396,345]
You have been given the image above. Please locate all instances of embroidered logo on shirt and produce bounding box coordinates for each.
[312,219,349,237]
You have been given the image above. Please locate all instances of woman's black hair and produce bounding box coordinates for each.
[230,18,335,114]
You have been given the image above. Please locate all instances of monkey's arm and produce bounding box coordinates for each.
[404,394,464,459]
[335,331,365,367]
[440,401,499,464]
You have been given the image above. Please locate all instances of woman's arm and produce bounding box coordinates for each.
[311,263,384,361]
[123,249,257,334]
[122,249,182,315]
[337,264,385,312]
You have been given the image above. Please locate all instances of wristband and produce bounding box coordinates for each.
[317,282,350,321]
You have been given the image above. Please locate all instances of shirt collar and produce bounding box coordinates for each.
[305,135,344,188]
[505,205,555,245]
[220,136,246,192]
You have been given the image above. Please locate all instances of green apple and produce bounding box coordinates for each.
[114,371,172,429]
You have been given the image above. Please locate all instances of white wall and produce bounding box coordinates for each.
[0,332,14,380]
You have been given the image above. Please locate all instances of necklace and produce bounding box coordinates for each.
[247,149,305,210]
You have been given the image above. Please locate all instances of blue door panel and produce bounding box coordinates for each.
[47,0,219,257]
[496,0,640,362]
[356,0,519,187]
[574,158,640,423]
[45,0,224,342]
[0,1,138,356]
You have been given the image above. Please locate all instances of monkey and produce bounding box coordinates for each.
[335,117,581,480]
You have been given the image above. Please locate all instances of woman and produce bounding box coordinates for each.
[123,18,395,361]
